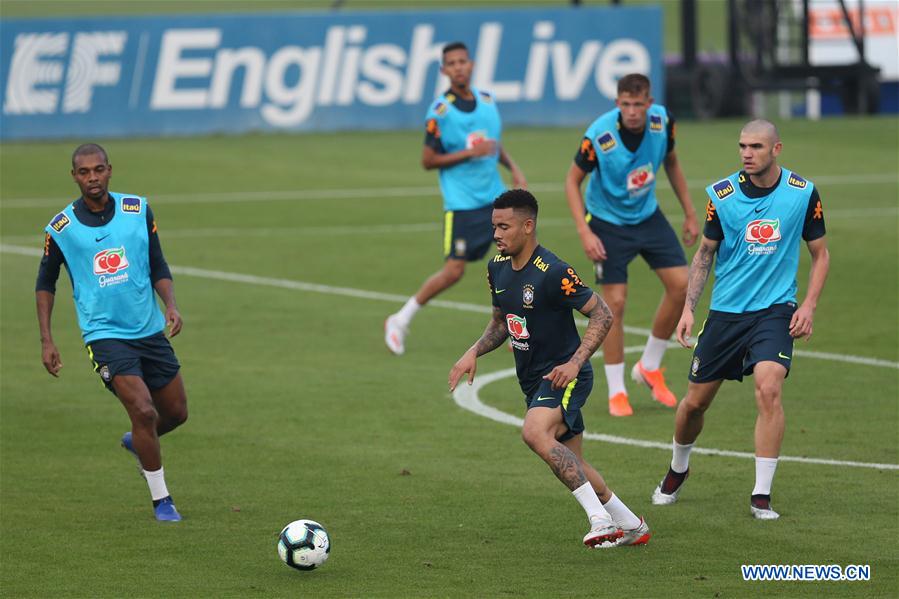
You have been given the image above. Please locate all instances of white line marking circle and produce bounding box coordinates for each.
[452,349,899,471]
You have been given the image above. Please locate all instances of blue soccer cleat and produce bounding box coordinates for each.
[120,431,144,475]
[154,496,182,522]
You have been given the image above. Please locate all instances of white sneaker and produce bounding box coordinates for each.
[384,314,408,355]
[651,468,688,505]
[583,517,621,548]
[615,517,651,546]
[750,498,780,520]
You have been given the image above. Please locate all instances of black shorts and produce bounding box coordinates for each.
[587,207,687,284]
[444,205,494,262]
[524,365,593,442]
[689,303,796,383]
[86,332,181,393]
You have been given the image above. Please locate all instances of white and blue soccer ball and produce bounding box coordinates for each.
[277,519,330,571]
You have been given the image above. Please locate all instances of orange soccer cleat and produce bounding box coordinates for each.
[631,361,677,407]
[608,392,633,417]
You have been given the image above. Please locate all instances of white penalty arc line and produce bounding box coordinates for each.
[4,243,897,469]
[452,354,899,471]
[1,172,896,208]
[2,243,897,371]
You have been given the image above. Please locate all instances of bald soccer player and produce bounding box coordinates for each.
[650,120,830,520]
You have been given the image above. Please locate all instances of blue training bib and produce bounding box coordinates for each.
[46,192,165,342]
[705,169,813,313]
[583,104,670,225]
[426,88,506,211]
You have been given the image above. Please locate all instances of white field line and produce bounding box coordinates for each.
[452,356,899,471]
[2,243,896,370]
[4,242,897,468]
[2,204,896,245]
[1,172,896,208]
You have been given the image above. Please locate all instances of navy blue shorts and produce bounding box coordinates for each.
[444,205,494,262]
[524,365,593,442]
[86,332,181,393]
[689,303,796,383]
[586,207,687,284]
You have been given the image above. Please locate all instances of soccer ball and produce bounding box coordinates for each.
[277,519,330,571]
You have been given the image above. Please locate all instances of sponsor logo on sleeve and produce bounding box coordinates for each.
[649,114,663,132]
[433,100,448,116]
[705,199,717,222]
[787,173,807,189]
[813,199,823,219]
[712,179,735,200]
[596,131,616,153]
[49,212,71,233]
[478,90,493,103]
[121,197,142,214]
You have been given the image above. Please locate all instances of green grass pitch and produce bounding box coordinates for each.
[1,116,897,597]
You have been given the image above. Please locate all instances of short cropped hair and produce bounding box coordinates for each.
[493,189,538,220]
[442,42,469,60]
[71,143,108,168]
[617,73,651,96]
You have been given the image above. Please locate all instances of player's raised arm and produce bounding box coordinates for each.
[448,306,507,391]
[676,235,719,347]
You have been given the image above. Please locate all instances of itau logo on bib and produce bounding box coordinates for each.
[93,247,129,275]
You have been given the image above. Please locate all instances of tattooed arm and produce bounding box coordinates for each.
[542,293,613,391]
[676,235,720,347]
[448,307,508,391]
[474,306,509,356]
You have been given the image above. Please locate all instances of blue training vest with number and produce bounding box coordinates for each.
[45,192,165,343]
[584,104,670,225]
[426,88,506,211]
[705,169,814,313]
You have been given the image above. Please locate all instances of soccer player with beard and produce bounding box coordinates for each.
[449,189,650,548]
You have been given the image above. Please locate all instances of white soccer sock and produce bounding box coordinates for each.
[395,297,421,327]
[752,457,779,496]
[640,335,669,371]
[572,481,612,523]
[604,363,626,398]
[602,493,642,529]
[144,467,170,501]
[671,438,694,473]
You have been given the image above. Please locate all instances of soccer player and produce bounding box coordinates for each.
[36,143,188,522]
[651,120,829,519]
[449,189,650,548]
[564,73,699,417]
[385,41,526,355]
